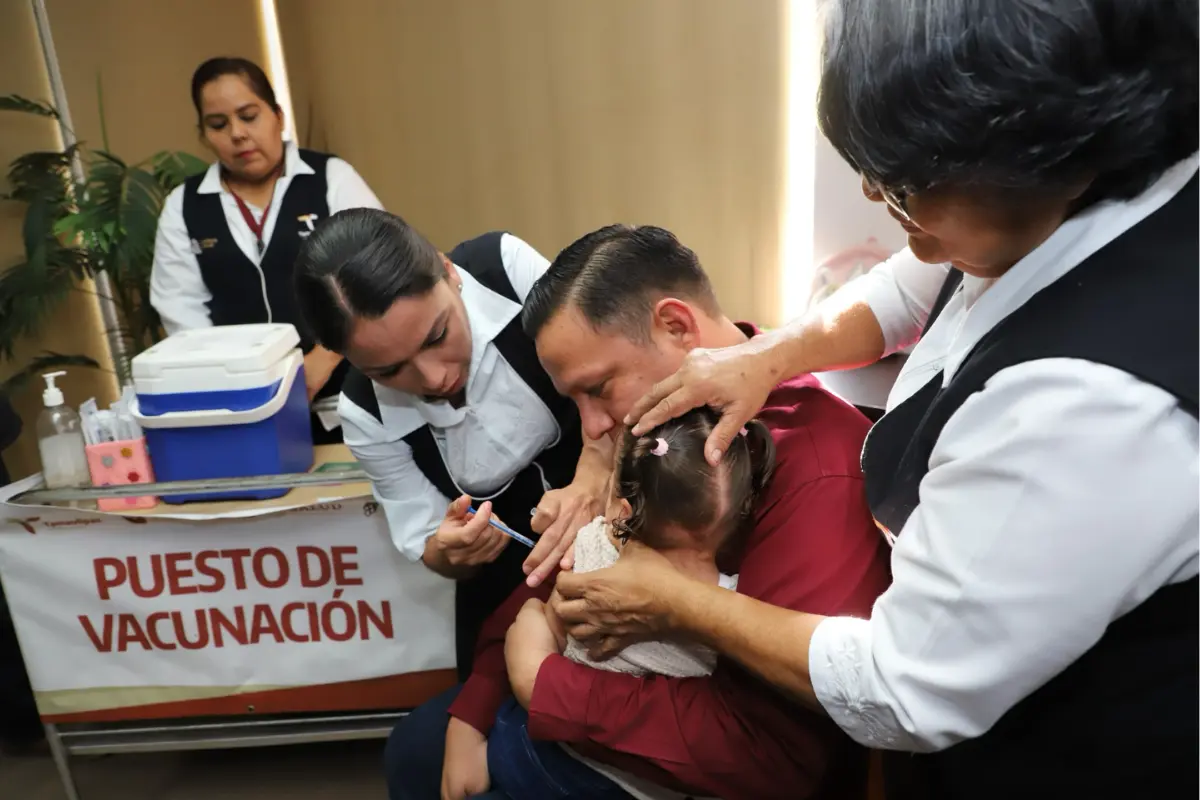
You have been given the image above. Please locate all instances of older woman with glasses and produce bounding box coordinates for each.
[547,1,1199,798]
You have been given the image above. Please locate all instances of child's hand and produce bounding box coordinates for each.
[441,717,490,800]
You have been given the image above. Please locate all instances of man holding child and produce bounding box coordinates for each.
[386,224,892,800]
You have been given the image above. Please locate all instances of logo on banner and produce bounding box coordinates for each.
[5,517,40,534]
[4,516,102,533]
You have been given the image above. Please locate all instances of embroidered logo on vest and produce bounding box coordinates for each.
[190,238,218,254]
[298,213,320,237]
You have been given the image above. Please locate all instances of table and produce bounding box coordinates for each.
[0,445,457,800]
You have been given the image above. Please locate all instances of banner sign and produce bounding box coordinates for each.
[0,478,456,720]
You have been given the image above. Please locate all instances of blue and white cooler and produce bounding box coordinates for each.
[131,324,314,503]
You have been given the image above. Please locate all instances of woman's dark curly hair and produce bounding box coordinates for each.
[612,406,775,550]
[819,0,1198,210]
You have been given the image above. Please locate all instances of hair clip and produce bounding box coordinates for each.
[739,427,749,437]
[651,437,669,456]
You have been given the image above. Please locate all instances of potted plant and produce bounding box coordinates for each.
[0,91,208,395]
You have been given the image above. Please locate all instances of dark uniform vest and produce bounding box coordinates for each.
[181,148,348,444]
[863,176,1199,800]
[341,232,583,678]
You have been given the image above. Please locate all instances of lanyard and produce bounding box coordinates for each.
[230,191,271,255]
[223,159,284,256]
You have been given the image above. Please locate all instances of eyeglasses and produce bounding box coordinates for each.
[866,178,913,223]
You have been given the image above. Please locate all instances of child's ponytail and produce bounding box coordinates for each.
[742,419,776,497]
[734,418,776,524]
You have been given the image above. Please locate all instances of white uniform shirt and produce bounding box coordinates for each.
[149,141,383,335]
[338,234,560,561]
[809,155,1200,752]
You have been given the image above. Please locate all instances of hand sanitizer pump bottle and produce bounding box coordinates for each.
[36,371,90,490]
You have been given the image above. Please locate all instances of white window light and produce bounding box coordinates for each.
[779,0,820,324]
[258,0,298,143]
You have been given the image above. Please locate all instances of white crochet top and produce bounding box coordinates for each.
[563,516,737,678]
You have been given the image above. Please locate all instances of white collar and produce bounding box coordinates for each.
[942,153,1199,383]
[359,264,523,437]
[196,140,314,195]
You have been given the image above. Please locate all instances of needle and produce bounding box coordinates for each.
[467,505,535,548]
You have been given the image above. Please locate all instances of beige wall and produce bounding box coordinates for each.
[45,0,266,161]
[279,0,787,325]
[1,0,269,480]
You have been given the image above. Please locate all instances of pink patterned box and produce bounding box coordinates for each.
[84,438,157,512]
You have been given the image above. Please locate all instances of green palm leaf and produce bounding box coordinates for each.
[118,169,170,352]
[5,145,79,204]
[123,170,165,259]
[3,83,198,382]
[0,94,60,119]
[0,258,79,359]
[56,154,124,264]
[150,150,208,190]
[0,352,100,398]
[22,194,55,272]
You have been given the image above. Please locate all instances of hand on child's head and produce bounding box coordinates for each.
[613,407,775,551]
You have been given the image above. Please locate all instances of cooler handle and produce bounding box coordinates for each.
[131,350,303,429]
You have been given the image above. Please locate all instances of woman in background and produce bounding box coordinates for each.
[150,56,383,443]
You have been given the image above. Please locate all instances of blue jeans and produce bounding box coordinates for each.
[487,697,632,800]
[384,685,505,800]
[384,686,630,800]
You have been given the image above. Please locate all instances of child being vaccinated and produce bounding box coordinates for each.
[486,406,776,800]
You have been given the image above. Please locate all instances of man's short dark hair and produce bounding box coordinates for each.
[294,208,446,352]
[521,225,720,342]
[818,0,1198,208]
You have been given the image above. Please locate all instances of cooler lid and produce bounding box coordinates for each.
[133,324,301,383]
